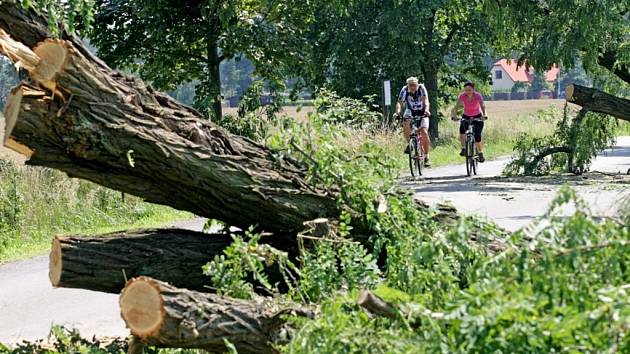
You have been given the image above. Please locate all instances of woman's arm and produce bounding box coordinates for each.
[480,100,487,118]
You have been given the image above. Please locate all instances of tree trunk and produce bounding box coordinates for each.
[49,229,234,294]
[119,276,311,354]
[0,1,339,235]
[206,16,223,120]
[422,68,440,141]
[566,84,630,122]
[598,50,630,85]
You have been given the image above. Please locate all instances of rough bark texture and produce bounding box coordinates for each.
[0,1,338,235]
[49,229,234,294]
[119,276,311,354]
[566,84,630,122]
[598,50,630,85]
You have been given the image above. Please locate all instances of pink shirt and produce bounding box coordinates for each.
[458,92,483,116]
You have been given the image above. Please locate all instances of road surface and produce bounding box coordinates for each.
[402,136,630,231]
[1,138,628,345]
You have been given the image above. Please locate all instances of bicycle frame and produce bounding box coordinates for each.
[407,115,427,177]
[462,117,483,176]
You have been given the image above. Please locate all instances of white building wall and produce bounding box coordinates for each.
[491,66,515,91]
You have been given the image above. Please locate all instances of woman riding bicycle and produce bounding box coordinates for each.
[450,82,488,162]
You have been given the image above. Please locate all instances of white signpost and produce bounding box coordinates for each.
[383,80,392,126]
[383,80,391,106]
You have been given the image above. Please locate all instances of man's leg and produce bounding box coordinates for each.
[403,119,411,153]
[403,120,411,143]
[420,128,430,156]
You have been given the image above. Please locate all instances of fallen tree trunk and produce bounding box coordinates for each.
[119,276,311,354]
[0,1,339,235]
[50,229,235,293]
[566,84,630,122]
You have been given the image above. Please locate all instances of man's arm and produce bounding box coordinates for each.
[423,95,430,115]
[395,100,404,116]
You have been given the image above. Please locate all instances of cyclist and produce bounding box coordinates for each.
[450,81,488,162]
[394,77,431,167]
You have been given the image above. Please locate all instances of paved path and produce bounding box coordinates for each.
[0,218,208,345]
[402,136,630,231]
[1,138,629,345]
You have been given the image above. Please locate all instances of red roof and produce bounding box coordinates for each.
[493,59,559,83]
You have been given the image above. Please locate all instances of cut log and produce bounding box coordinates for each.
[119,276,311,354]
[566,84,630,122]
[50,229,234,293]
[0,1,339,235]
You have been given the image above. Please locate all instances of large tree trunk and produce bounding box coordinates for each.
[49,229,235,294]
[566,84,630,122]
[0,1,339,235]
[119,276,311,354]
[206,10,223,120]
[422,68,440,141]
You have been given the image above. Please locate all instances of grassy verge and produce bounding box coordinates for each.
[0,162,192,263]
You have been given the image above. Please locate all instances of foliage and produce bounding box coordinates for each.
[203,228,301,300]
[510,81,530,93]
[485,0,629,85]
[529,72,552,94]
[312,89,381,129]
[504,106,619,176]
[293,0,493,138]
[87,0,317,118]
[0,326,201,354]
[287,188,630,353]
[17,0,95,35]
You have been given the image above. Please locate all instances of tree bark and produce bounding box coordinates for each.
[119,276,312,354]
[206,9,223,120]
[566,84,630,123]
[0,1,339,235]
[598,50,630,85]
[422,68,440,141]
[49,229,235,294]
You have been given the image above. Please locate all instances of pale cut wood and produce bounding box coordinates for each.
[0,28,39,71]
[119,277,312,354]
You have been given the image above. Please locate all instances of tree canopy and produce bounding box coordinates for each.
[87,0,316,118]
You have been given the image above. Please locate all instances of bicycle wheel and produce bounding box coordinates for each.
[408,138,420,177]
[465,140,473,177]
[416,137,424,177]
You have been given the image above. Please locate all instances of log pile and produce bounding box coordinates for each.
[0,1,497,353]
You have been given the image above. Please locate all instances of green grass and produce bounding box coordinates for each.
[0,162,192,263]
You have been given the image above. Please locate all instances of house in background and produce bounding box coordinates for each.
[491,59,559,100]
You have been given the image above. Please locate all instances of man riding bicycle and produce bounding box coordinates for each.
[394,77,432,167]
[450,81,488,163]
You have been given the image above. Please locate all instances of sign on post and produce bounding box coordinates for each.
[383,80,391,106]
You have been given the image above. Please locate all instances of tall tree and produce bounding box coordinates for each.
[485,0,629,88]
[88,0,314,119]
[295,0,492,140]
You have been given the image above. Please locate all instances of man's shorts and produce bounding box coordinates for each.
[403,109,429,129]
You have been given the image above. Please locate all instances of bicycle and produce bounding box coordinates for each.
[401,113,429,177]
[453,115,487,177]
